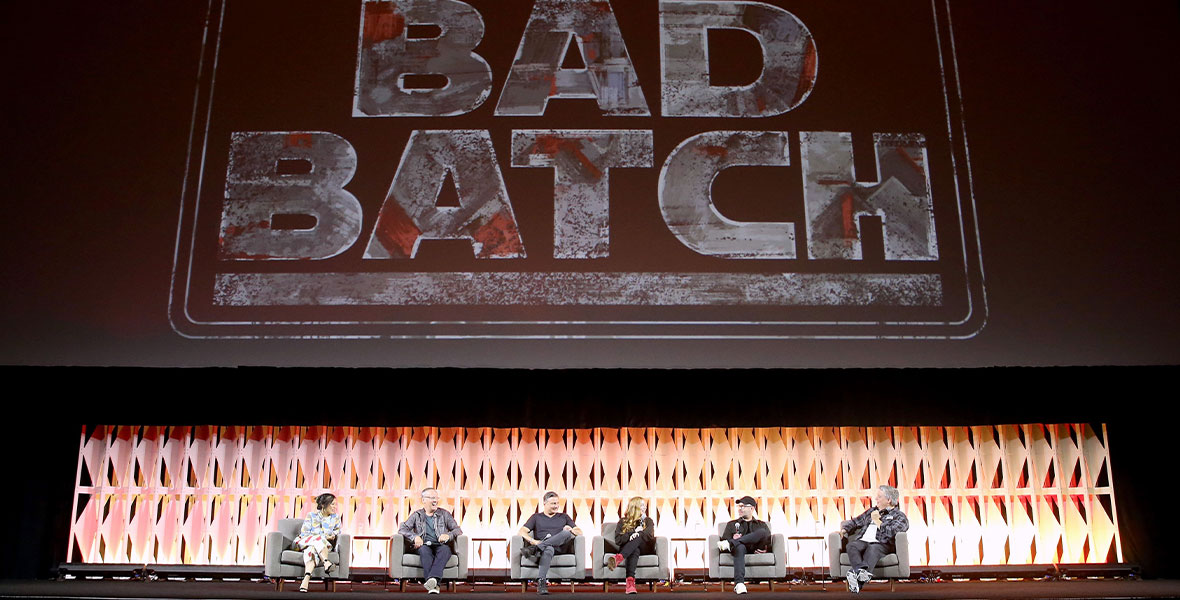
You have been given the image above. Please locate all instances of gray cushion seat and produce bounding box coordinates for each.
[399,552,460,568]
[604,554,660,567]
[280,549,342,567]
[718,552,778,566]
[521,553,578,567]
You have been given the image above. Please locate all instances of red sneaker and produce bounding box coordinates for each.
[625,577,637,594]
[608,553,623,570]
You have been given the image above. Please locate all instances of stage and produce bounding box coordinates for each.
[1,578,1174,600]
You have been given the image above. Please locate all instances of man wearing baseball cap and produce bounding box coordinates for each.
[716,496,771,594]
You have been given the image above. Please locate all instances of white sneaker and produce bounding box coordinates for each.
[846,569,860,593]
[717,540,730,552]
[733,582,747,594]
[424,577,439,593]
[857,569,872,584]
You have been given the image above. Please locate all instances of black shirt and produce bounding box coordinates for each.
[523,512,576,542]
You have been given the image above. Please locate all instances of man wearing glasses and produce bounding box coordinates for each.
[398,488,463,594]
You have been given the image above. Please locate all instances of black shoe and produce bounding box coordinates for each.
[536,579,549,595]
[522,544,541,561]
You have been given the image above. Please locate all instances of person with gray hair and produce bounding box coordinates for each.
[838,485,909,594]
[398,488,463,594]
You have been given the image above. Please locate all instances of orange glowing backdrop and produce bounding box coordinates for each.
[69,424,1120,571]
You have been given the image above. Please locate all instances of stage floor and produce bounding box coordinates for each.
[1,579,1176,600]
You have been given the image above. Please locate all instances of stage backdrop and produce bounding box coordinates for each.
[69,424,1120,571]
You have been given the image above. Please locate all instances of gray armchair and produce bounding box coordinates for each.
[707,522,786,586]
[510,534,587,587]
[592,521,670,586]
[388,535,470,592]
[264,518,352,591]
[828,530,910,590]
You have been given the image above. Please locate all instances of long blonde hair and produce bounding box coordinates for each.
[620,497,646,532]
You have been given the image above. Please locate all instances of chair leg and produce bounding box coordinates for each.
[890,578,895,592]
[275,579,283,592]
[769,581,775,592]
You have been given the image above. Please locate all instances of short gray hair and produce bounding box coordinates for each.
[421,487,438,498]
[543,491,559,502]
[878,485,899,507]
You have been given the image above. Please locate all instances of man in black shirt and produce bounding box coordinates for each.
[716,496,770,595]
[518,491,584,595]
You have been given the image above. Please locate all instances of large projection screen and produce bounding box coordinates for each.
[169,0,985,339]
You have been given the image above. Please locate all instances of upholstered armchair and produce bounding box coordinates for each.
[592,521,670,588]
[707,522,786,589]
[828,530,910,590]
[263,518,352,591]
[387,535,470,592]
[509,533,587,589]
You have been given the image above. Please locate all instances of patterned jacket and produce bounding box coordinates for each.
[841,507,909,552]
[300,511,343,539]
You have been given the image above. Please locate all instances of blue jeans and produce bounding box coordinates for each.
[418,543,452,580]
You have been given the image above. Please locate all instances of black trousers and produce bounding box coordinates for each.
[728,529,770,584]
[845,539,889,574]
[616,537,655,578]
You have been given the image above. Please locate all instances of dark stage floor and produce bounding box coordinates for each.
[2,579,1177,600]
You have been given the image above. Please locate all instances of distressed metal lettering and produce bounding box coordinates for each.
[214,272,942,307]
[354,0,493,116]
[495,0,650,116]
[800,132,938,260]
[659,131,795,258]
[660,0,817,117]
[511,130,653,259]
[364,130,526,259]
[219,132,362,260]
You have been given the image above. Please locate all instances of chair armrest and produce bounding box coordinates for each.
[388,535,405,578]
[707,534,720,579]
[592,536,606,579]
[456,535,470,579]
[827,532,843,577]
[573,535,587,579]
[335,534,352,577]
[771,533,786,578]
[655,536,670,581]
[510,536,524,580]
[894,531,910,577]
[264,531,287,578]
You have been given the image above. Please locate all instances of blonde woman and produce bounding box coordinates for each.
[294,493,342,592]
[606,497,655,594]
